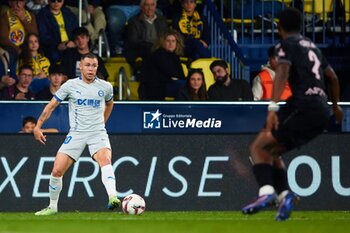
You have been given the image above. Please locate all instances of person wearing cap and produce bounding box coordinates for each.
[59,27,108,80]
[35,63,65,100]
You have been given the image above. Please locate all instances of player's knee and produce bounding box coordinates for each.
[99,156,111,166]
[51,168,64,177]
[94,152,112,167]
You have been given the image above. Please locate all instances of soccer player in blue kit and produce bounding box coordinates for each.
[242,8,343,221]
[34,53,120,215]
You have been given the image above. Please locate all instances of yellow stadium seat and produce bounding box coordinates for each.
[304,0,333,20]
[343,0,350,22]
[104,57,140,100]
[182,63,189,77]
[276,0,292,4]
[180,57,190,77]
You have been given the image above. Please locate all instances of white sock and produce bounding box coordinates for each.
[258,185,275,196]
[101,164,117,198]
[49,175,62,211]
[278,190,289,203]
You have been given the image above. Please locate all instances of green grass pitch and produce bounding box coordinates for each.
[0,211,349,233]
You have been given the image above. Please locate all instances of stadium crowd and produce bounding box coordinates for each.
[0,0,349,101]
[0,1,346,221]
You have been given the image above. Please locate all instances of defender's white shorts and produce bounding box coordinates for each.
[58,131,111,161]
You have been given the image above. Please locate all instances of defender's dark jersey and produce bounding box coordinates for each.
[275,34,329,108]
[272,34,331,150]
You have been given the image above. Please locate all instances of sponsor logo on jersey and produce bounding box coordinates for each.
[77,99,101,108]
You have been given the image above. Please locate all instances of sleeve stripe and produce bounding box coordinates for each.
[54,95,63,102]
[106,96,114,102]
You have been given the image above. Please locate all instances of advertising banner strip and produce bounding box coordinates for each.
[0,134,349,211]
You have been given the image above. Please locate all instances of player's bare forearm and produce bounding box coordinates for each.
[104,100,114,123]
[324,67,343,123]
[272,63,290,103]
[36,98,60,129]
[324,67,340,105]
[34,98,59,145]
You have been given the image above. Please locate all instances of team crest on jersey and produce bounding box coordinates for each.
[98,90,104,97]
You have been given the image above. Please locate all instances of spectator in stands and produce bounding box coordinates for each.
[65,0,106,43]
[172,0,210,60]
[36,0,78,64]
[169,0,203,18]
[60,27,108,80]
[156,0,171,17]
[35,64,65,100]
[26,0,48,15]
[124,0,168,80]
[176,68,207,100]
[252,46,292,101]
[101,0,141,55]
[20,116,37,133]
[19,32,50,93]
[139,29,185,100]
[208,59,253,101]
[0,46,17,98]
[19,115,58,133]
[1,64,35,100]
[0,0,39,55]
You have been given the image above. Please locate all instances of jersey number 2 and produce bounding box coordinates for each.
[308,50,321,80]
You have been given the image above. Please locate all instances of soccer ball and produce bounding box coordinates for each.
[122,194,146,215]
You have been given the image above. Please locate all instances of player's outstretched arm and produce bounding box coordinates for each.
[272,63,290,103]
[266,63,290,131]
[34,98,60,144]
[104,99,114,123]
[324,66,343,123]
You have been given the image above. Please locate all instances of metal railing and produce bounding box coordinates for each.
[98,29,111,62]
[117,67,131,100]
[77,0,111,61]
[214,0,350,48]
[204,1,250,81]
[78,0,91,27]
